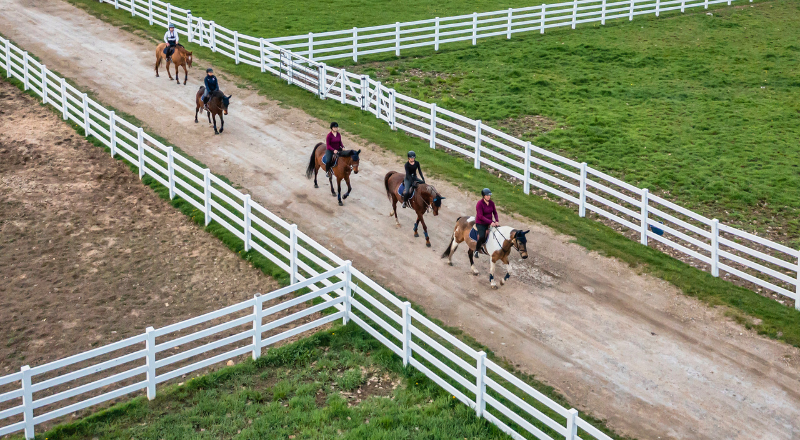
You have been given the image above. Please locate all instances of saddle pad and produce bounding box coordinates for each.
[469,228,478,242]
[397,183,415,198]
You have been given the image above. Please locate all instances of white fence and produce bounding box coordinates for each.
[90,0,800,309]
[0,36,615,440]
[264,0,752,62]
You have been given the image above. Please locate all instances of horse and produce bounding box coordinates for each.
[305,144,361,206]
[195,88,232,134]
[154,43,193,85]
[441,216,529,289]
[383,171,445,247]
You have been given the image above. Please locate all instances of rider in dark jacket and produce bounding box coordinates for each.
[402,151,424,208]
[202,68,219,110]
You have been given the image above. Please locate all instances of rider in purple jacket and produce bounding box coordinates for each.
[474,188,499,258]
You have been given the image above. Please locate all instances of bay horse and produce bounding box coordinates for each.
[305,144,361,206]
[195,88,232,134]
[154,43,193,85]
[441,216,529,289]
[384,171,445,247]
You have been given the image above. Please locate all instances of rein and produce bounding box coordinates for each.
[493,228,522,254]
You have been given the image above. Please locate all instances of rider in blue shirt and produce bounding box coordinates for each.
[202,68,219,110]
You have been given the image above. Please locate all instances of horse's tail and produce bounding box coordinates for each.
[384,171,398,200]
[154,51,162,72]
[305,143,322,179]
[441,217,462,259]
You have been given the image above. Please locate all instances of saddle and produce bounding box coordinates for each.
[397,182,419,199]
[469,225,491,255]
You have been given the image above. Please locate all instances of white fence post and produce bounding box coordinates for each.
[389,89,396,130]
[602,0,607,24]
[5,39,12,78]
[166,3,171,25]
[796,257,800,311]
[167,147,175,199]
[629,0,635,20]
[21,365,34,440]
[114,0,118,9]
[579,162,587,217]
[711,219,719,277]
[571,0,578,29]
[308,32,314,60]
[145,326,156,400]
[429,103,437,149]
[566,408,578,440]
[434,17,440,51]
[475,351,486,418]
[186,11,193,43]
[507,8,513,39]
[210,21,217,52]
[656,0,661,16]
[130,0,135,16]
[22,52,29,90]
[402,301,412,367]
[40,64,47,104]
[203,169,211,226]
[259,38,266,73]
[375,82,382,118]
[540,5,547,34]
[640,188,649,245]
[523,141,531,195]
[290,224,298,285]
[252,293,262,360]
[474,120,482,169]
[109,111,117,157]
[233,31,240,64]
[60,78,68,120]
[681,0,686,12]
[318,63,327,99]
[472,12,478,45]
[340,69,347,104]
[352,27,358,62]
[82,93,90,137]
[704,0,709,9]
[243,194,251,251]
[137,127,145,179]
[360,75,368,110]
[395,22,401,57]
[147,0,153,25]
[343,260,352,325]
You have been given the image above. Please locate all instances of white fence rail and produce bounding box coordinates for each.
[264,0,751,62]
[0,36,615,440]
[90,0,800,309]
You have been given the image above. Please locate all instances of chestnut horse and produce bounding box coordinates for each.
[305,144,361,206]
[195,88,232,134]
[441,216,529,289]
[154,43,193,85]
[384,171,444,247]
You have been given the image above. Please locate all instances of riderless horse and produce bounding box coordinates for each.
[195,88,232,134]
[305,144,361,206]
[384,171,445,247]
[154,43,192,85]
[441,216,529,289]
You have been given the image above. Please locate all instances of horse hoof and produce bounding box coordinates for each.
[491,285,498,290]
[343,194,349,200]
[214,131,219,135]
[331,193,337,197]
[338,201,344,206]
[414,232,419,237]
[448,261,453,266]
[426,242,431,248]
[219,129,224,133]
[473,272,479,276]
[314,184,319,188]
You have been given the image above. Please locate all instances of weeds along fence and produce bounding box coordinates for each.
[0,37,616,440]
[91,0,800,308]
[264,0,752,62]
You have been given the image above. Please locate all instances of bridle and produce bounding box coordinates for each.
[493,228,523,254]
[419,184,439,213]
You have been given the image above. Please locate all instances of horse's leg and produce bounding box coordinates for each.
[182,63,188,85]
[500,256,511,286]
[155,54,160,77]
[419,215,431,247]
[313,163,319,188]
[173,61,180,84]
[212,113,219,135]
[413,219,419,238]
[166,60,173,80]
[195,106,199,123]
[489,257,498,289]
[342,174,352,199]
[391,197,400,227]
[207,107,212,125]
[467,248,479,276]
[328,171,336,196]
[336,178,343,206]
[219,113,224,133]
[446,237,459,266]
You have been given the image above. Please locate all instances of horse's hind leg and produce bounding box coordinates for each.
[207,108,212,125]
[467,249,479,276]
[390,198,400,227]
[336,179,343,206]
[328,173,336,197]
[166,60,174,80]
[195,107,199,123]
[212,114,219,135]
[313,166,319,188]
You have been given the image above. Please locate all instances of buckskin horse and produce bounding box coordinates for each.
[154,43,192,85]
[195,88,232,134]
[384,171,445,247]
[305,144,361,206]
[441,216,529,289]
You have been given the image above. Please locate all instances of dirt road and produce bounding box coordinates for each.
[1,0,799,438]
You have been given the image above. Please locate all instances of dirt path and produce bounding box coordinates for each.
[1,1,799,438]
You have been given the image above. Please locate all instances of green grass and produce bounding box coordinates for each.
[17,325,515,440]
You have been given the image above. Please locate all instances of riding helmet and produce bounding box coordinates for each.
[407,151,416,158]
[330,122,339,129]
[481,188,492,197]
[206,68,214,73]
[168,23,175,28]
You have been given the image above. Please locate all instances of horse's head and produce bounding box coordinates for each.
[221,94,232,115]
[512,229,530,259]
[186,51,193,67]
[428,187,445,216]
[350,149,361,174]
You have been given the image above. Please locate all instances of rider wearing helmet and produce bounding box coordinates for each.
[202,68,218,110]
[474,188,499,258]
[163,24,179,61]
[402,151,424,208]
[324,122,344,177]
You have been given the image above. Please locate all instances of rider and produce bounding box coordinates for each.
[324,122,344,177]
[474,188,499,258]
[202,68,218,111]
[163,24,179,61]
[402,151,424,208]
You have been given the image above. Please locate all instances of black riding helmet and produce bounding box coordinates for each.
[407,151,416,158]
[330,122,339,129]
[481,188,492,197]
[206,68,214,73]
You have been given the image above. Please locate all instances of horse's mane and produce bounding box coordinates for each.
[211,89,226,98]
[339,149,358,158]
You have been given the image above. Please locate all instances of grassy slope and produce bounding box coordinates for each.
[18,325,512,440]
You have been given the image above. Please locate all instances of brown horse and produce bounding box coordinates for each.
[384,171,445,247]
[305,144,361,206]
[154,43,193,85]
[195,88,232,134]
[441,217,529,289]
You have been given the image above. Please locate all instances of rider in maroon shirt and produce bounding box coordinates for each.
[324,122,344,176]
[474,188,499,258]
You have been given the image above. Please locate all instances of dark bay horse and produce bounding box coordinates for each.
[195,88,232,134]
[155,43,193,85]
[441,217,529,289]
[305,144,361,206]
[384,171,445,247]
